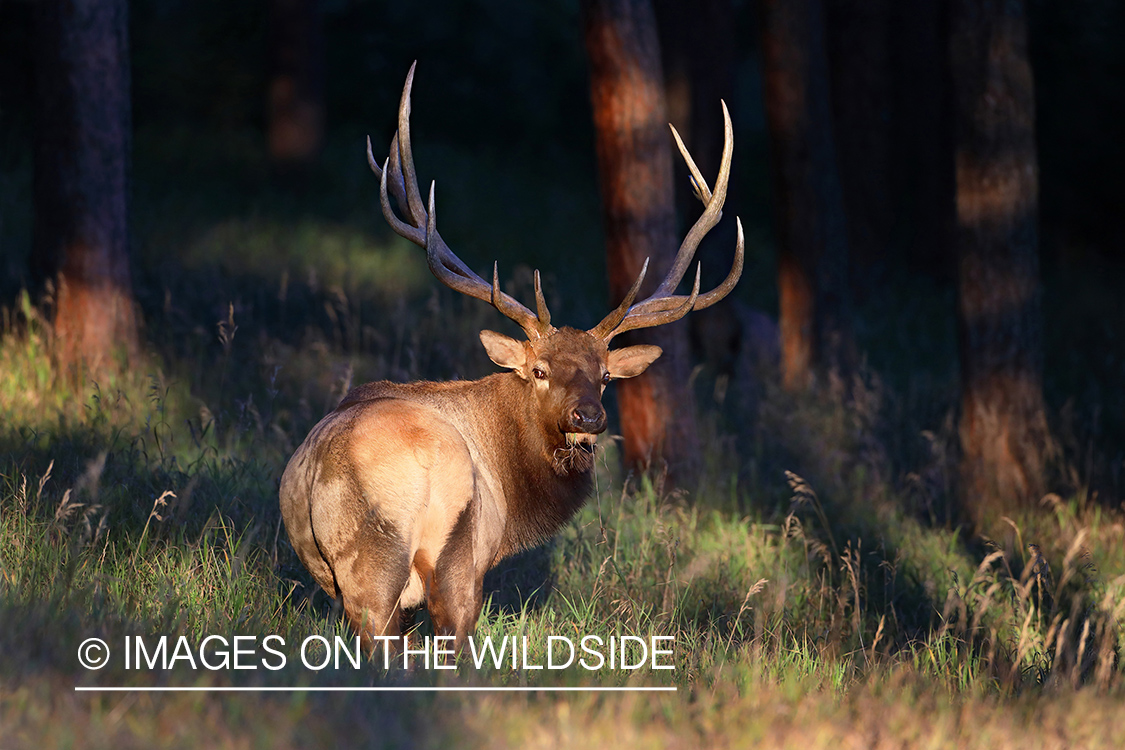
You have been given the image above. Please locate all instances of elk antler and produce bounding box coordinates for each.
[589,102,745,343]
[367,63,555,340]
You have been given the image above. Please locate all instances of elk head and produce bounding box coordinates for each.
[475,326,658,474]
[366,63,744,471]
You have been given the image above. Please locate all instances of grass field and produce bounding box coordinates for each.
[2,127,1124,749]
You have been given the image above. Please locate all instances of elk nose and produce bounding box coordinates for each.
[571,403,606,434]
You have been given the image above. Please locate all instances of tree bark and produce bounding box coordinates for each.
[950,0,1050,519]
[582,0,700,480]
[759,0,852,391]
[267,0,324,170]
[33,0,138,377]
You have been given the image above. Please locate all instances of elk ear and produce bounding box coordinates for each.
[607,345,662,380]
[480,330,527,371]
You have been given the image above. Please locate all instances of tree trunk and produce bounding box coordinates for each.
[759,0,852,391]
[582,0,700,480]
[267,0,324,170]
[33,0,138,377]
[950,0,1050,520]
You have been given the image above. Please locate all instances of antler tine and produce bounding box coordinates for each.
[366,135,381,178]
[396,62,427,225]
[380,157,424,245]
[371,68,553,341]
[491,262,552,339]
[533,270,551,330]
[374,134,422,245]
[592,102,742,341]
[417,183,539,339]
[697,216,743,309]
[422,184,539,334]
[604,264,701,343]
[651,99,733,299]
[367,133,406,214]
[588,258,649,339]
[423,182,484,298]
[669,124,712,204]
[625,216,744,315]
[386,134,412,222]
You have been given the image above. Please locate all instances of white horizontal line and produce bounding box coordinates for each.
[75,686,677,693]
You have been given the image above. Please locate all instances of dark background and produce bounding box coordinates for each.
[2,0,1120,255]
[0,0,1122,491]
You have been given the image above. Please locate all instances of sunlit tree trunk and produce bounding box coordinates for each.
[582,0,700,480]
[33,0,138,377]
[267,0,324,170]
[759,0,851,391]
[951,0,1050,519]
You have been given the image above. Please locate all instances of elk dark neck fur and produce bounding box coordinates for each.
[337,371,595,559]
[479,371,594,558]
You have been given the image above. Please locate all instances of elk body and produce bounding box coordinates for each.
[279,64,743,654]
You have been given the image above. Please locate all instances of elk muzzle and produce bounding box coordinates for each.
[563,401,607,447]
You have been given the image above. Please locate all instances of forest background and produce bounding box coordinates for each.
[1,0,1124,747]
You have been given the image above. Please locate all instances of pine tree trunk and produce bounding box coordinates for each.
[582,0,700,480]
[268,0,324,170]
[33,0,138,377]
[950,0,1050,519]
[759,0,852,391]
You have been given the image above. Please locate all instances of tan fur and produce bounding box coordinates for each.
[290,67,741,657]
[282,392,485,648]
[279,328,660,655]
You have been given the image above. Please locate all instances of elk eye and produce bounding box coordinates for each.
[532,367,548,381]
[602,372,611,385]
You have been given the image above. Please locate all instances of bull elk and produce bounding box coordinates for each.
[280,64,743,655]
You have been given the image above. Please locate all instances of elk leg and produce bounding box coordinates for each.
[335,525,412,659]
[427,505,483,658]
